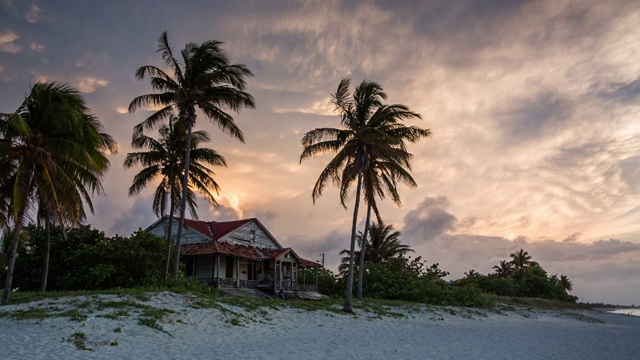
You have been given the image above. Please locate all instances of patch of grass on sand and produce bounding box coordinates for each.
[1,307,51,320]
[68,332,92,351]
[493,296,588,311]
[137,306,175,335]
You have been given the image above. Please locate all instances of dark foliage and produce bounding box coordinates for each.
[2,225,168,291]
[454,264,577,303]
[297,267,342,297]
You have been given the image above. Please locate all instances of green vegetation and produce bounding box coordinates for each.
[455,250,577,303]
[124,116,227,280]
[129,31,255,279]
[0,82,117,305]
[0,225,168,293]
[68,332,91,351]
[299,78,431,312]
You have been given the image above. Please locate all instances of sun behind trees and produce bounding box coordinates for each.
[124,116,227,279]
[128,32,255,279]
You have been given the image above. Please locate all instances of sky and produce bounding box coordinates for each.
[1,0,639,305]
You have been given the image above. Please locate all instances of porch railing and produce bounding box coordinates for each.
[204,277,317,292]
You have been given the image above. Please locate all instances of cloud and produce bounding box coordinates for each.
[285,229,349,269]
[29,42,45,52]
[402,196,458,244]
[0,31,22,53]
[496,91,573,142]
[111,195,158,237]
[25,4,42,23]
[74,76,109,93]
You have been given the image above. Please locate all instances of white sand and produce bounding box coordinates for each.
[1,292,639,359]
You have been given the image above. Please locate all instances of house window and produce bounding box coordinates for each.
[250,230,256,243]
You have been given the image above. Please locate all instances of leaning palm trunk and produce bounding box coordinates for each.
[357,203,372,300]
[40,213,51,292]
[343,172,363,313]
[2,207,26,306]
[164,194,176,280]
[172,120,194,278]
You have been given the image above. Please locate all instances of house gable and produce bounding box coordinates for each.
[219,219,281,250]
[145,216,212,244]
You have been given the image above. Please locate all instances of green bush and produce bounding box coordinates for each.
[9,225,169,291]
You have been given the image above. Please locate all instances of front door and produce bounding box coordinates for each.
[225,257,234,278]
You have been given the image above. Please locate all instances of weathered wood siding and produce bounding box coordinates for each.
[147,219,209,244]
[222,221,279,249]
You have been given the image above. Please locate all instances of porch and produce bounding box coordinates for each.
[185,253,320,294]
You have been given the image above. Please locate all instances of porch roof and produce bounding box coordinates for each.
[181,241,262,260]
[299,258,323,268]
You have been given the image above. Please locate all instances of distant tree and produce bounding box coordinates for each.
[0,83,115,305]
[559,275,573,292]
[338,222,413,275]
[124,116,226,279]
[129,32,254,279]
[464,269,480,278]
[492,260,513,278]
[509,249,539,297]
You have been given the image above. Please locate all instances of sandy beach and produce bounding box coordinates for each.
[0,292,638,359]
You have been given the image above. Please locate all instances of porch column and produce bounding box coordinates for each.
[236,257,240,288]
[216,254,220,287]
[211,254,215,284]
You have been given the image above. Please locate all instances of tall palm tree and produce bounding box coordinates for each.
[509,248,539,297]
[338,222,413,275]
[0,82,116,305]
[493,260,512,278]
[124,117,226,279]
[342,140,428,299]
[300,78,429,311]
[129,32,254,278]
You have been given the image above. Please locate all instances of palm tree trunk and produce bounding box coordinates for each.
[357,203,372,300]
[343,172,363,313]
[164,196,175,280]
[40,213,51,292]
[172,121,193,278]
[2,207,26,306]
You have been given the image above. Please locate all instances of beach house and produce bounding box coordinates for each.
[146,216,322,294]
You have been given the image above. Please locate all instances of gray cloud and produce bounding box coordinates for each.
[110,195,158,237]
[598,76,640,104]
[496,91,573,142]
[402,196,458,244]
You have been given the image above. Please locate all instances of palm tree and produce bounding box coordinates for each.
[300,78,429,311]
[559,275,573,292]
[338,222,413,276]
[493,260,512,278]
[0,82,116,305]
[509,249,539,297]
[129,32,254,278]
[124,117,226,279]
[464,269,480,278]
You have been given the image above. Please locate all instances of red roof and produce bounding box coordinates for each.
[182,241,262,260]
[181,218,253,241]
[300,258,323,268]
[164,217,318,266]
